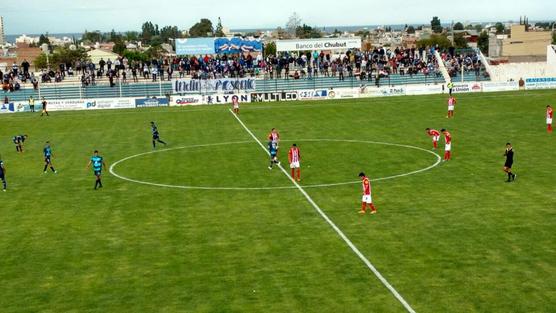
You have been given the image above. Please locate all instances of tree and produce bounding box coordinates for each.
[215,17,225,37]
[125,31,139,42]
[189,19,214,37]
[38,34,50,46]
[34,46,89,69]
[474,24,484,33]
[417,34,452,49]
[82,30,103,43]
[264,41,276,56]
[112,41,126,55]
[295,24,322,39]
[453,22,464,30]
[141,21,158,42]
[160,25,180,43]
[453,33,468,48]
[495,22,505,34]
[478,31,489,54]
[552,32,556,45]
[385,26,392,32]
[431,16,443,33]
[286,12,302,36]
[406,26,416,34]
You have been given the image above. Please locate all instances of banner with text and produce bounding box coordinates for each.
[525,77,556,90]
[173,78,256,93]
[175,38,216,55]
[276,38,361,52]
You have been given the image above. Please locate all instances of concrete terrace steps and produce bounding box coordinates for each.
[4,74,446,101]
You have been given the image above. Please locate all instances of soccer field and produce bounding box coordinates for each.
[0,89,555,312]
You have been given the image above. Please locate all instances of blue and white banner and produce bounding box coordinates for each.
[0,102,15,114]
[525,77,556,90]
[214,38,263,54]
[135,98,169,107]
[175,38,216,55]
[173,78,256,93]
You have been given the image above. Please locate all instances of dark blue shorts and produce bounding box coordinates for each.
[45,157,51,164]
[94,170,102,176]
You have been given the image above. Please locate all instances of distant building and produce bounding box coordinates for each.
[0,16,5,46]
[489,24,552,61]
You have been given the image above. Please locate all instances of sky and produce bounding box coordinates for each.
[2,0,556,35]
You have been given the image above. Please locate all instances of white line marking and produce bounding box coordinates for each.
[228,109,417,313]
[109,139,440,191]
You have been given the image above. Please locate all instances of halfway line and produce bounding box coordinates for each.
[228,109,417,313]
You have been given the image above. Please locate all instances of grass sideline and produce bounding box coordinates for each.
[0,89,555,312]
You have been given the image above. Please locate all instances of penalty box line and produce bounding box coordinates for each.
[228,109,417,313]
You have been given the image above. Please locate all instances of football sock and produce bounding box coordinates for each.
[158,139,167,145]
[152,141,156,148]
[370,204,377,212]
[291,168,295,178]
[43,164,48,172]
[95,180,99,189]
[297,169,301,180]
[549,125,553,132]
[51,166,56,172]
[2,179,6,189]
[361,203,366,212]
[433,141,437,149]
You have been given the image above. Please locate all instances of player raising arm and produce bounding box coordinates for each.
[425,128,440,149]
[358,172,377,214]
[547,105,553,133]
[87,150,107,190]
[503,143,516,182]
[288,143,301,181]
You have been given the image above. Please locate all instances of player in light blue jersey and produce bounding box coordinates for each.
[87,150,107,190]
[43,142,57,173]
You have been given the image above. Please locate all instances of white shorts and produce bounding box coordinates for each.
[445,143,452,151]
[233,104,239,109]
[547,118,552,125]
[432,135,440,142]
[290,161,300,169]
[448,105,454,111]
[362,194,372,204]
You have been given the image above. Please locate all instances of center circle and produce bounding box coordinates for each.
[109,139,441,190]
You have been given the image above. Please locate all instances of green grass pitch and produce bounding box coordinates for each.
[0,89,555,312]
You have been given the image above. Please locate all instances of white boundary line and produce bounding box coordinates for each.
[109,139,440,191]
[228,109,417,313]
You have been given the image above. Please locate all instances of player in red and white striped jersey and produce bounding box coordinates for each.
[547,105,553,133]
[358,172,377,214]
[447,96,456,118]
[441,128,452,161]
[288,144,301,181]
[268,128,280,145]
[425,128,441,149]
[231,96,240,115]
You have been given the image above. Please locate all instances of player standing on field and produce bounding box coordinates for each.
[447,96,456,118]
[12,134,28,153]
[268,141,280,169]
[0,158,7,191]
[547,105,553,133]
[40,97,49,116]
[358,172,376,214]
[425,128,440,149]
[150,121,167,149]
[268,128,280,149]
[503,143,516,182]
[288,143,301,181]
[87,150,107,190]
[231,95,240,115]
[440,128,452,161]
[43,141,57,173]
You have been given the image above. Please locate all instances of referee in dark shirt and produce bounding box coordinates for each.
[503,143,516,182]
